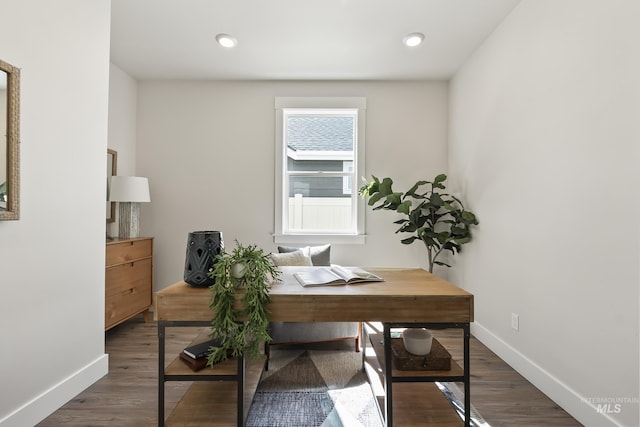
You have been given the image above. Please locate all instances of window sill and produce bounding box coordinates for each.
[273,234,366,245]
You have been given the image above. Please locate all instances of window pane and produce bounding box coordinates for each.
[286,184,354,233]
[289,175,351,198]
[286,115,354,172]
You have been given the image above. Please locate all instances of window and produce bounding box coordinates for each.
[274,97,366,244]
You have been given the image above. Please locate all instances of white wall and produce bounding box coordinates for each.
[449,1,639,426]
[0,1,111,426]
[135,80,449,290]
[107,63,138,238]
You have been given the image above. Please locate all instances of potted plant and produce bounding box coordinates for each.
[206,240,280,366]
[359,174,478,273]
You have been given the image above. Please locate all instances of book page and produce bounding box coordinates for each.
[294,268,344,286]
[330,266,384,283]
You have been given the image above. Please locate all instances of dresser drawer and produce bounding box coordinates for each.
[105,284,152,329]
[106,238,153,266]
[106,258,152,297]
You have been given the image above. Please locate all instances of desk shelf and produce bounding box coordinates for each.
[164,358,264,426]
[363,322,470,427]
[158,321,264,427]
[166,382,242,426]
[164,330,238,380]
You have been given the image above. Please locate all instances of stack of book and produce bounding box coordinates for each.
[179,338,224,371]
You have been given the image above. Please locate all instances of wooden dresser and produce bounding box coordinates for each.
[105,237,153,330]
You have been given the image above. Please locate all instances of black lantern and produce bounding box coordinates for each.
[184,231,224,287]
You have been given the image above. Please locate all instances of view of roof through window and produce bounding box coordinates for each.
[286,116,354,154]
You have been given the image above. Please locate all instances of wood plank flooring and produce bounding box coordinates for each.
[37,315,582,427]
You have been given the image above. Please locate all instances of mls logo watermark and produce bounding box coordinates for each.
[595,403,621,414]
[582,396,639,415]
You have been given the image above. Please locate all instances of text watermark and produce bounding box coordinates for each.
[581,397,639,415]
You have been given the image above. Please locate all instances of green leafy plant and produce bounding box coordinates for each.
[207,241,280,366]
[359,174,478,273]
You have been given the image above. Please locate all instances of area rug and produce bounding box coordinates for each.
[246,347,381,427]
[246,347,490,427]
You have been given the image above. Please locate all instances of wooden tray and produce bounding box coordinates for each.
[391,337,451,371]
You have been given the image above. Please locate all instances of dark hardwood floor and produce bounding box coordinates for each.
[37,315,582,427]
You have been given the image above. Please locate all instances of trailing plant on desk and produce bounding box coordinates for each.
[359,174,478,273]
[206,240,280,366]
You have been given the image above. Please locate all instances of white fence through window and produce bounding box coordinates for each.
[288,194,352,232]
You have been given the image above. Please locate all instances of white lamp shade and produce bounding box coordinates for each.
[109,176,151,202]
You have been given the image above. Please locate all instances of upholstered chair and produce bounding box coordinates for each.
[266,245,360,370]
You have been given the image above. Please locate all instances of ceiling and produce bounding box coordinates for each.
[110,0,521,81]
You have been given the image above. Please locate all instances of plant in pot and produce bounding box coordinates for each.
[359,174,478,273]
[206,240,280,367]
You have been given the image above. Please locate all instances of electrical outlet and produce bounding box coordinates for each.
[511,313,519,331]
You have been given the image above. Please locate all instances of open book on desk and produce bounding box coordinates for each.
[293,266,384,287]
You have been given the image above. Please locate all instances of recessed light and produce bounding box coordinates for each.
[403,32,424,47]
[216,33,237,48]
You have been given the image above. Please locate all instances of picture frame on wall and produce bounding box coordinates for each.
[107,149,117,223]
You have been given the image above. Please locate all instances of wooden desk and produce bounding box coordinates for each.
[155,267,474,426]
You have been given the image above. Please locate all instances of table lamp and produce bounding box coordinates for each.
[109,176,151,239]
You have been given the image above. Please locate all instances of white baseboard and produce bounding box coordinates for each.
[471,322,626,427]
[0,354,108,427]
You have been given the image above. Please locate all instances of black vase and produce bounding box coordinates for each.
[184,231,224,288]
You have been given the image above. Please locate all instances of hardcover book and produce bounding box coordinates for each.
[183,338,224,359]
[179,352,209,371]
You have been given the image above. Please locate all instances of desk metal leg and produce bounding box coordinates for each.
[158,321,166,427]
[361,322,368,372]
[237,354,245,427]
[463,324,470,427]
[383,323,393,427]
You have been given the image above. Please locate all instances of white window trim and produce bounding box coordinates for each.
[274,97,366,245]
[287,149,352,161]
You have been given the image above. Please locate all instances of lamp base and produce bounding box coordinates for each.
[118,202,141,239]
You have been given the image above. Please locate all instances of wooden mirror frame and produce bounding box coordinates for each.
[0,59,20,221]
[107,149,117,223]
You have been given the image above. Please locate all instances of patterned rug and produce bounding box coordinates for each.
[247,347,381,427]
[246,347,489,427]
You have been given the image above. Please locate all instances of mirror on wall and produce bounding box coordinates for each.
[107,149,117,223]
[0,59,20,221]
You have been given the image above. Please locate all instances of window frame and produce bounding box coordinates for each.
[274,97,366,245]
[342,160,353,195]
